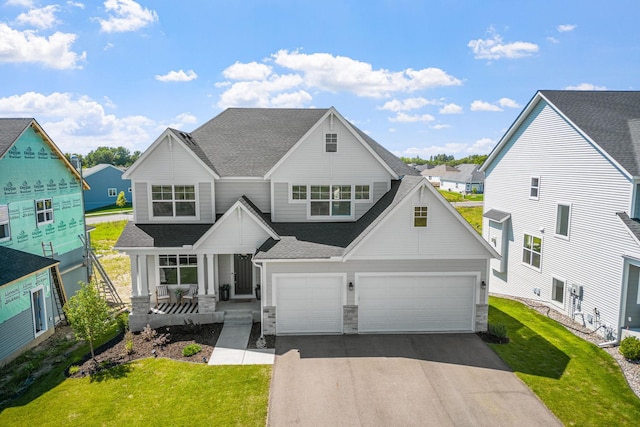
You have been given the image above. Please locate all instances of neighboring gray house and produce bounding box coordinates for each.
[422,164,484,194]
[116,107,498,334]
[481,90,640,342]
[83,164,131,211]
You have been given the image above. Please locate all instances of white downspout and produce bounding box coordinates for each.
[252,259,265,338]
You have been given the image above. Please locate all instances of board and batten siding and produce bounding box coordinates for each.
[269,117,393,184]
[484,101,640,334]
[263,259,488,307]
[215,180,270,214]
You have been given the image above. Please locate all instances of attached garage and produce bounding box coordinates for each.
[274,274,345,335]
[357,273,477,333]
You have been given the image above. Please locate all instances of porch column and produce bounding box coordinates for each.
[207,254,215,296]
[139,255,149,296]
[197,253,206,296]
[130,255,139,297]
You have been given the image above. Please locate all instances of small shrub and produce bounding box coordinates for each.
[620,336,640,361]
[488,323,508,339]
[182,344,202,357]
[153,333,170,348]
[142,324,157,341]
[124,331,134,354]
[68,365,80,375]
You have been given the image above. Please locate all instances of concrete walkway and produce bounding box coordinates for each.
[208,322,275,365]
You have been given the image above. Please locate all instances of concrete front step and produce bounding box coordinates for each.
[224,311,254,325]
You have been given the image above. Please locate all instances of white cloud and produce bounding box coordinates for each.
[15,5,60,29]
[432,124,451,130]
[379,97,434,112]
[389,112,435,123]
[546,36,559,44]
[98,0,158,33]
[468,29,539,60]
[470,100,502,112]
[223,61,272,80]
[155,69,198,82]
[68,1,85,9]
[217,74,305,108]
[6,0,34,7]
[0,91,160,153]
[439,103,463,114]
[467,137,496,153]
[270,91,313,108]
[104,42,114,50]
[564,83,607,91]
[0,23,86,69]
[272,50,461,98]
[557,24,577,32]
[167,112,197,129]
[498,97,520,108]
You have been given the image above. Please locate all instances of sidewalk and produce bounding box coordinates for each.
[208,322,275,365]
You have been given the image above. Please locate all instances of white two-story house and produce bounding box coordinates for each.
[481,90,640,342]
[116,107,498,334]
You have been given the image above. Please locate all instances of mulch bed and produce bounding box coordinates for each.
[68,322,276,378]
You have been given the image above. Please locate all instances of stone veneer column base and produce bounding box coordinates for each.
[198,294,216,314]
[131,295,150,314]
[263,306,276,335]
[343,305,358,334]
[476,304,488,332]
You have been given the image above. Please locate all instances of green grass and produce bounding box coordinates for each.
[90,220,128,254]
[86,204,132,216]
[455,206,482,233]
[438,189,484,202]
[0,360,271,426]
[488,297,640,426]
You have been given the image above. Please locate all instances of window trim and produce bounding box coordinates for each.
[551,277,566,307]
[108,187,117,197]
[149,184,198,220]
[529,176,540,200]
[35,198,54,226]
[413,206,428,228]
[555,202,572,239]
[325,132,338,153]
[158,254,199,286]
[354,184,371,202]
[0,205,10,242]
[290,184,308,203]
[522,232,542,271]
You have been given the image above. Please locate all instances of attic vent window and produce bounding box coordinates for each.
[414,206,428,227]
[325,133,337,152]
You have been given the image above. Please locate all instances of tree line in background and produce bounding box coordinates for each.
[65,146,141,168]
[399,153,488,167]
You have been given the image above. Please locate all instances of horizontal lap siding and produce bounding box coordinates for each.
[198,182,214,222]
[272,182,306,222]
[0,309,35,361]
[215,181,270,214]
[484,102,640,332]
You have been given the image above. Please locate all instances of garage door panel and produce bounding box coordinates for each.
[358,274,475,333]
[275,275,343,335]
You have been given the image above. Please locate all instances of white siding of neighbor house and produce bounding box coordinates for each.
[262,259,488,307]
[215,180,270,214]
[270,118,392,182]
[351,185,490,260]
[483,100,640,336]
[197,205,272,254]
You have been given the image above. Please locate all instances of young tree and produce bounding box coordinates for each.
[64,281,116,361]
[116,191,127,208]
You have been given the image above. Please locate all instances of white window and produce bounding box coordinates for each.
[325,133,337,152]
[530,176,540,200]
[522,233,542,269]
[552,278,565,305]
[108,188,117,197]
[159,255,198,285]
[291,185,307,201]
[555,203,571,237]
[151,185,196,217]
[35,198,53,225]
[31,286,47,336]
[309,185,351,217]
[0,205,10,241]
[414,206,428,227]
[355,185,370,201]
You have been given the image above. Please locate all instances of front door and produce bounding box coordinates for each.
[234,254,253,296]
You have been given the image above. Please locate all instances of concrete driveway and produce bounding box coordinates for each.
[268,334,560,426]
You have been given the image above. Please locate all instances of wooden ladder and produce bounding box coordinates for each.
[78,235,125,311]
[42,242,68,324]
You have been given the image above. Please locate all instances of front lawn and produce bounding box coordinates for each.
[488,297,640,426]
[438,189,483,202]
[0,360,271,426]
[455,206,482,233]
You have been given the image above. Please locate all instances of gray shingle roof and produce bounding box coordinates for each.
[176,108,419,178]
[426,163,484,183]
[0,246,58,286]
[0,118,32,158]
[483,209,511,223]
[540,90,640,176]
[115,223,214,248]
[617,212,640,242]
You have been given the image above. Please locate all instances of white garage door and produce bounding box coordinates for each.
[358,274,476,333]
[275,274,344,335]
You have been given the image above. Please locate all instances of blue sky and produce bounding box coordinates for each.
[0,0,638,158]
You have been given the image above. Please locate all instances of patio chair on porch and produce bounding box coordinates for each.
[182,285,198,305]
[156,285,170,308]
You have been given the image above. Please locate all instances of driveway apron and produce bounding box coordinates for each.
[268,334,561,427]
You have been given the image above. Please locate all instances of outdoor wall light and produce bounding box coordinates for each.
[151,349,157,358]
[481,281,486,289]
[348,282,354,291]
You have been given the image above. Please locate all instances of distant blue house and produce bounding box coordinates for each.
[83,164,131,211]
